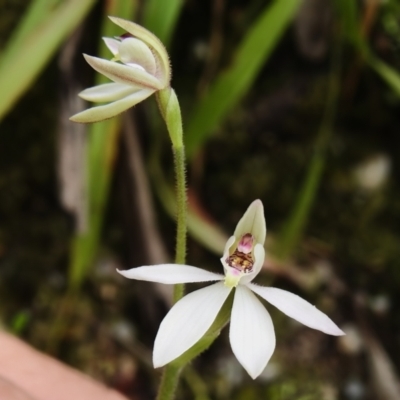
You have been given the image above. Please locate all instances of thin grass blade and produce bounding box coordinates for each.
[336,0,400,97]
[69,1,137,289]
[142,0,184,46]
[0,0,95,122]
[185,0,302,158]
[0,0,59,68]
[369,57,400,97]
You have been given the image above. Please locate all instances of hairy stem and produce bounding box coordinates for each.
[156,87,188,399]
[173,146,187,302]
[156,364,182,400]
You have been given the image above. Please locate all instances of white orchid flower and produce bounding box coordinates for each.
[70,17,171,123]
[118,200,344,379]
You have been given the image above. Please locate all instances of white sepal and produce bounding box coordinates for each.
[234,199,266,245]
[78,82,137,103]
[153,282,232,367]
[230,285,275,379]
[83,54,163,90]
[249,285,345,336]
[117,264,224,284]
[70,89,154,123]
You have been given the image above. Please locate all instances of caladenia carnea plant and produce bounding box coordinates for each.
[70,18,187,399]
[119,200,345,380]
[70,17,343,399]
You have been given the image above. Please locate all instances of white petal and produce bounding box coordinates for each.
[220,235,236,275]
[83,54,163,90]
[117,264,224,284]
[70,89,154,123]
[249,285,345,336]
[119,37,157,75]
[103,37,120,56]
[230,285,275,379]
[153,282,232,367]
[79,83,137,102]
[234,200,266,245]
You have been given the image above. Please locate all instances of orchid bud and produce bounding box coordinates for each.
[70,17,171,124]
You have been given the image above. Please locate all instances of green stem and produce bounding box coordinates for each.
[173,146,187,302]
[156,364,182,400]
[154,147,186,400]
[155,87,188,400]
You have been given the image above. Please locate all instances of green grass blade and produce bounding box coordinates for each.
[275,149,326,260]
[369,56,400,97]
[0,0,96,122]
[185,0,302,158]
[69,120,121,289]
[68,1,137,289]
[0,0,60,68]
[142,0,184,46]
[335,0,400,97]
[335,0,359,43]
[275,36,342,260]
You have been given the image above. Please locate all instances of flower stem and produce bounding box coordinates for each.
[155,147,186,399]
[156,87,188,399]
[156,87,187,302]
[156,364,182,400]
[173,145,187,302]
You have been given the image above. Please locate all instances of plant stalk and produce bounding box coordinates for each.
[172,146,187,302]
[156,364,182,400]
[156,88,188,399]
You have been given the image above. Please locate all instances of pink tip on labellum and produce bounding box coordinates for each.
[237,233,254,254]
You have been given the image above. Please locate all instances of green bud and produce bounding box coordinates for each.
[157,87,184,149]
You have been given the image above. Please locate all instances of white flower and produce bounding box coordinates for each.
[118,200,344,379]
[70,17,170,124]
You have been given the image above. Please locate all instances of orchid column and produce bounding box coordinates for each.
[70,17,188,399]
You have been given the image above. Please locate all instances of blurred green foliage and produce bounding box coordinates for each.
[69,0,137,290]
[0,0,96,122]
